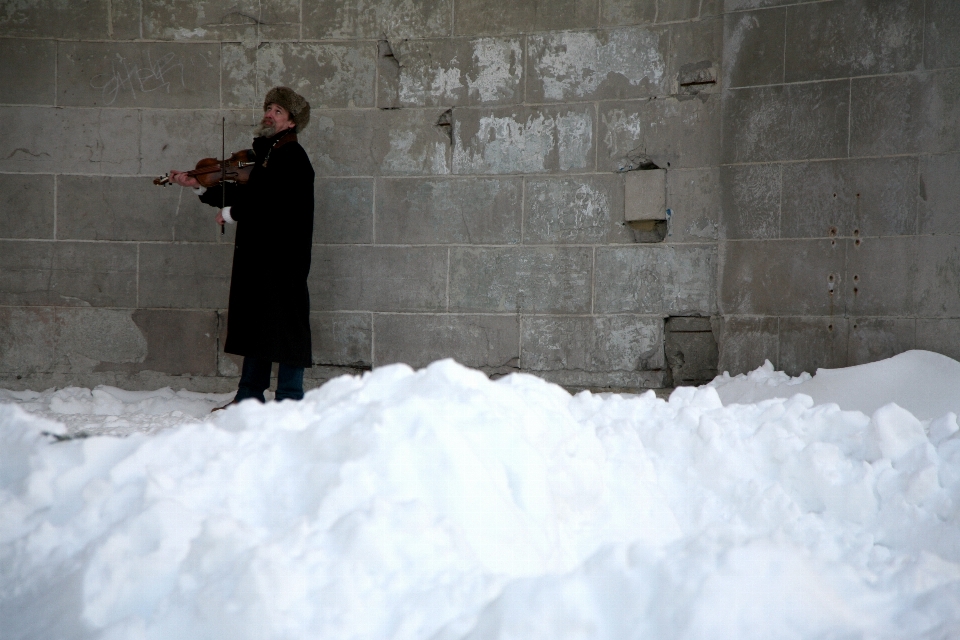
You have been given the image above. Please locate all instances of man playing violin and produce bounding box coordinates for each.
[168,86,315,405]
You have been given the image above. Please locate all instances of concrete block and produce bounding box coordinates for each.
[847,317,915,366]
[300,108,452,176]
[926,0,960,70]
[850,70,960,156]
[624,170,666,222]
[781,158,919,239]
[377,40,401,109]
[221,44,257,109]
[58,42,220,109]
[722,81,850,163]
[138,243,233,309]
[666,167,719,242]
[724,0,820,9]
[659,0,703,22]
[140,109,252,178]
[779,317,850,376]
[375,313,519,370]
[599,95,721,171]
[0,240,138,307]
[664,315,718,385]
[315,178,374,244]
[521,315,664,373]
[311,312,372,367]
[784,0,923,83]
[723,9,784,89]
[251,43,377,109]
[141,0,300,41]
[534,368,665,391]
[667,18,722,96]
[454,0,597,36]
[919,153,960,236]
[57,176,178,242]
[0,39,55,105]
[449,247,593,313]
[0,174,54,239]
[309,246,448,311]
[0,307,57,374]
[51,308,210,375]
[719,239,846,315]
[376,177,522,244]
[525,175,630,244]
[917,319,960,362]
[526,28,669,103]
[716,315,778,375]
[0,107,140,175]
[173,188,230,243]
[914,236,960,317]
[304,0,452,39]
[452,105,595,174]
[594,245,716,315]
[600,0,656,27]
[719,163,780,240]
[393,37,524,107]
[845,236,919,317]
[0,0,138,39]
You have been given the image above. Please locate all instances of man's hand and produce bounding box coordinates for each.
[216,209,226,225]
[169,169,201,188]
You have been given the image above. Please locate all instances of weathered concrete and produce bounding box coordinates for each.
[304,0,452,39]
[314,178,374,244]
[926,0,960,70]
[0,38,55,105]
[624,170,666,222]
[138,243,233,309]
[57,176,181,242]
[779,316,850,376]
[665,168,719,242]
[311,312,372,367]
[0,0,139,39]
[525,175,630,244]
[919,153,960,236]
[454,0,597,36]
[717,315,779,374]
[0,174,54,239]
[719,164,780,240]
[141,0,300,41]
[375,313,519,370]
[723,8,784,89]
[847,317,916,366]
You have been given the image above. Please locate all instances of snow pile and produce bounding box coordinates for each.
[3,353,960,639]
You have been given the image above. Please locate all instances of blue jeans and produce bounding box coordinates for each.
[235,356,304,403]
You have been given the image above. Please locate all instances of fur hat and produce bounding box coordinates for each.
[263,86,310,133]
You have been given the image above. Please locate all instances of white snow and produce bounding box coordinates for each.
[2,350,960,639]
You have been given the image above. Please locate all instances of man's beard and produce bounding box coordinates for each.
[254,120,276,138]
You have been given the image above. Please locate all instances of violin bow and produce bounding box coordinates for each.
[220,117,226,236]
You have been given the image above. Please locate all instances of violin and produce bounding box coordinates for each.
[153,149,256,187]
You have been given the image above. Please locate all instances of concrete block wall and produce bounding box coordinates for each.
[718,0,960,376]
[0,0,721,392]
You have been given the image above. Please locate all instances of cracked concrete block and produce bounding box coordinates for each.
[723,8,785,89]
[722,81,849,163]
[309,246,448,312]
[243,42,377,110]
[850,70,960,157]
[58,176,179,242]
[393,37,524,107]
[724,0,819,9]
[521,315,664,374]
[717,315,778,375]
[600,0,656,27]
[449,247,592,313]
[140,109,252,178]
[452,105,595,175]
[0,240,138,307]
[138,243,233,309]
[311,312,372,367]
[375,313,519,370]
[376,177,522,244]
[914,236,960,317]
[785,0,923,83]
[527,28,669,103]
[0,174,54,239]
[0,107,140,175]
[377,40,401,109]
[845,236,919,317]
[664,316,718,385]
[141,0,300,41]
[594,245,716,315]
[926,0,960,70]
[315,178,374,244]
[625,170,666,222]
[525,175,631,244]
[917,319,960,362]
[0,39,55,105]
[666,168,719,242]
[599,96,720,172]
[847,317,915,366]
[779,316,849,376]
[720,239,846,316]
[455,0,597,36]
[781,158,918,239]
[58,42,220,109]
[719,164,780,240]
[0,0,139,39]
[0,307,57,374]
[304,0,452,39]
[919,153,960,236]
[667,18,722,96]
[300,108,452,176]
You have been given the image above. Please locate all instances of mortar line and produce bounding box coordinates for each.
[846,78,852,157]
[777,164,783,239]
[370,312,376,368]
[520,176,526,243]
[590,246,596,314]
[371,178,377,243]
[921,0,926,69]
[653,0,659,24]
[782,5,787,84]
[451,0,455,36]
[53,40,58,106]
[219,42,223,110]
[52,174,58,240]
[517,312,523,370]
[445,247,451,311]
[136,243,140,307]
[139,0,143,40]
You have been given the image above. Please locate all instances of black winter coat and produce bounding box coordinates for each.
[199,131,315,367]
